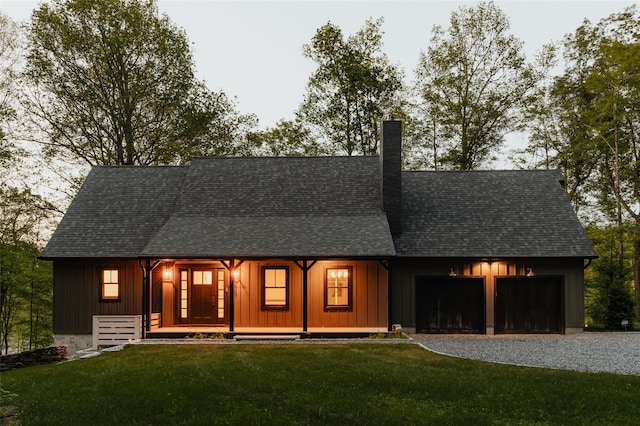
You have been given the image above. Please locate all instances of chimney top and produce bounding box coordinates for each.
[380,120,402,236]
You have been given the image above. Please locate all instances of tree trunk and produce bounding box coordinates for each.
[634,238,640,320]
[29,277,34,351]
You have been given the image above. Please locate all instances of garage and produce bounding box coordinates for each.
[415,277,485,333]
[495,277,563,333]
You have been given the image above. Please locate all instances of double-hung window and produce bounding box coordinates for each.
[325,267,352,311]
[262,266,289,310]
[101,268,120,301]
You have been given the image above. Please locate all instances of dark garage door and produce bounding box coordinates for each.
[415,277,485,333]
[495,277,563,333]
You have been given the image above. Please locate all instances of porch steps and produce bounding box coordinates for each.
[233,335,301,341]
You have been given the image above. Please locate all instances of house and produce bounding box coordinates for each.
[40,121,596,352]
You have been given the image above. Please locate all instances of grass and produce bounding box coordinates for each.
[2,343,640,425]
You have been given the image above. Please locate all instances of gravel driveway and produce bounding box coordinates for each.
[411,332,640,375]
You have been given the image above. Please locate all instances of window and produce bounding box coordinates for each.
[262,266,289,310]
[217,270,225,320]
[180,270,188,320]
[101,268,120,301]
[193,270,213,286]
[325,267,352,311]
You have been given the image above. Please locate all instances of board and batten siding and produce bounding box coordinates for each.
[233,260,388,328]
[234,261,303,328]
[307,260,388,328]
[53,260,143,334]
[391,258,586,334]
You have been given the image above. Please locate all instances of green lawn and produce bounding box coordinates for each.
[2,343,639,425]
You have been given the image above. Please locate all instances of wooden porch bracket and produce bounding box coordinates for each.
[220,259,244,334]
[294,260,317,333]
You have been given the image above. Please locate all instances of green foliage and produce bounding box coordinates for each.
[514,41,595,215]
[0,12,21,160]
[552,6,640,318]
[299,18,403,155]
[23,0,254,166]
[0,388,18,403]
[366,332,408,339]
[185,332,225,340]
[3,344,640,425]
[0,186,55,354]
[0,387,19,425]
[247,119,322,156]
[0,242,53,354]
[587,255,635,329]
[585,226,636,328]
[414,1,537,170]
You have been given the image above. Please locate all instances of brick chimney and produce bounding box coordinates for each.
[380,120,402,236]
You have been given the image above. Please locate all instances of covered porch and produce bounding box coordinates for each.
[141,258,392,339]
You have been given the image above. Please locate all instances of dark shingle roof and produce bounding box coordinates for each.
[175,156,383,216]
[393,170,596,258]
[40,166,187,258]
[142,156,394,258]
[41,157,594,260]
[141,215,393,258]
[41,156,396,259]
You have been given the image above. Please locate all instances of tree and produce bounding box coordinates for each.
[515,43,600,214]
[247,119,321,157]
[0,12,55,354]
[299,18,403,155]
[516,45,560,169]
[585,227,635,329]
[551,6,640,320]
[0,12,21,164]
[23,0,253,166]
[0,187,54,354]
[155,84,257,161]
[415,1,537,170]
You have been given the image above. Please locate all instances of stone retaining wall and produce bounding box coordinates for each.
[0,346,68,371]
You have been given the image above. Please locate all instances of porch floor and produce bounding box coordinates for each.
[145,326,389,339]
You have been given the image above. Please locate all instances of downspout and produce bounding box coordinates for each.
[378,260,391,332]
[138,259,161,338]
[138,260,149,339]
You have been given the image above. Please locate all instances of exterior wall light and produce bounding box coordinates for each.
[162,264,173,281]
[526,267,535,277]
[448,268,457,277]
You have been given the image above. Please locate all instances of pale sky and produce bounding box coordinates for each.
[3,0,637,131]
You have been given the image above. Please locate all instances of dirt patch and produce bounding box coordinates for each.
[0,403,20,425]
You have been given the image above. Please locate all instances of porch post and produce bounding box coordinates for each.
[294,260,316,335]
[145,259,152,334]
[387,263,393,332]
[229,259,235,333]
[302,260,308,333]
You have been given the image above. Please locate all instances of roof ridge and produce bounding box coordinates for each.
[402,169,560,174]
[190,155,379,161]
